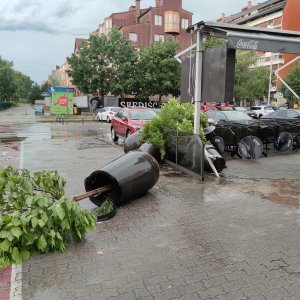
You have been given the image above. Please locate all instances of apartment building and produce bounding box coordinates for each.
[218,0,300,90]
[93,0,193,52]
[52,0,192,93]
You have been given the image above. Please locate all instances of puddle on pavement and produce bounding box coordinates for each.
[267,179,300,208]
[220,179,300,208]
[160,164,189,177]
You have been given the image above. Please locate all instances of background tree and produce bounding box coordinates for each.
[0,57,17,102]
[67,36,106,96]
[28,83,43,104]
[105,29,138,99]
[67,28,137,99]
[281,63,300,106]
[204,36,226,49]
[47,73,60,87]
[136,38,180,101]
[14,71,33,103]
[234,51,269,104]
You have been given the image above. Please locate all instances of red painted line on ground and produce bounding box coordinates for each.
[0,265,12,300]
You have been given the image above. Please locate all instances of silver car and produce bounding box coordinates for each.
[250,106,274,119]
[96,107,119,123]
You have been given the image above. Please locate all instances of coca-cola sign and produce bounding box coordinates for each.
[236,39,259,50]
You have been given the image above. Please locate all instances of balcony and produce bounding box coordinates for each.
[164,11,180,34]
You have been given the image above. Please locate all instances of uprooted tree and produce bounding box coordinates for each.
[0,167,95,268]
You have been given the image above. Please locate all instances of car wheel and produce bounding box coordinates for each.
[107,116,110,123]
[111,127,118,141]
[259,114,263,119]
[126,130,131,138]
[97,116,100,122]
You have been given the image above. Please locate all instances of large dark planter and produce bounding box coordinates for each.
[84,152,160,206]
[138,143,161,163]
[124,131,142,153]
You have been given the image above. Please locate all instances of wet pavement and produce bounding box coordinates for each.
[1,104,300,300]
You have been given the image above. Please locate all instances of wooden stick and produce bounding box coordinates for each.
[73,185,112,202]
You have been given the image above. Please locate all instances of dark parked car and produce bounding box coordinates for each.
[111,107,157,141]
[261,109,300,122]
[205,110,257,125]
[232,106,256,118]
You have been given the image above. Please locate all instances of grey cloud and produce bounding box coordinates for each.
[12,0,36,12]
[0,19,57,34]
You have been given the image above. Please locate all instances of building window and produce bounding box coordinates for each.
[164,11,180,33]
[155,15,163,26]
[181,18,189,29]
[105,18,112,34]
[129,33,138,43]
[267,19,274,28]
[154,34,164,42]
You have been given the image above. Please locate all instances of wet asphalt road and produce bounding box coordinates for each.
[1,104,300,300]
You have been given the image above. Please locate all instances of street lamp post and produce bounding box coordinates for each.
[267,53,273,106]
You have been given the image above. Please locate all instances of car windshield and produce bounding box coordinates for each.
[110,107,118,112]
[223,111,252,121]
[129,109,157,120]
[251,107,261,110]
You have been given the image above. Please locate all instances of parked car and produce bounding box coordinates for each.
[34,105,44,115]
[111,107,157,141]
[205,110,256,125]
[233,106,256,118]
[96,107,119,122]
[215,103,233,111]
[261,109,300,122]
[250,105,274,119]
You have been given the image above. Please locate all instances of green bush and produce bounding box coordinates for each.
[141,99,208,158]
[0,167,95,268]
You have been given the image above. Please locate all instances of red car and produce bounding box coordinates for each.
[111,107,157,141]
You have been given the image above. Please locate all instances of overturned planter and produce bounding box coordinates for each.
[124,131,142,153]
[84,151,160,207]
[137,143,161,163]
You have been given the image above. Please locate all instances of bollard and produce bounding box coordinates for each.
[84,152,159,206]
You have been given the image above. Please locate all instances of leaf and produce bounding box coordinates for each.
[41,212,48,224]
[20,249,31,261]
[55,205,65,220]
[31,217,38,229]
[37,235,47,251]
[11,227,22,239]
[38,220,45,228]
[49,230,56,238]
[0,230,10,238]
[0,239,11,252]
[12,247,22,264]
[56,232,63,240]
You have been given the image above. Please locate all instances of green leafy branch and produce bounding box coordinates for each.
[0,166,95,268]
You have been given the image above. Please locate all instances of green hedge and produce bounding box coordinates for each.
[0,103,14,110]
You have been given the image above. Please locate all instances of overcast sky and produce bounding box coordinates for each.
[0,0,261,84]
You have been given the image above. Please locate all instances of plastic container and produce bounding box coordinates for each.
[84,151,159,206]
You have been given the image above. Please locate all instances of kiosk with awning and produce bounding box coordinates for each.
[181,21,300,135]
[174,21,300,179]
